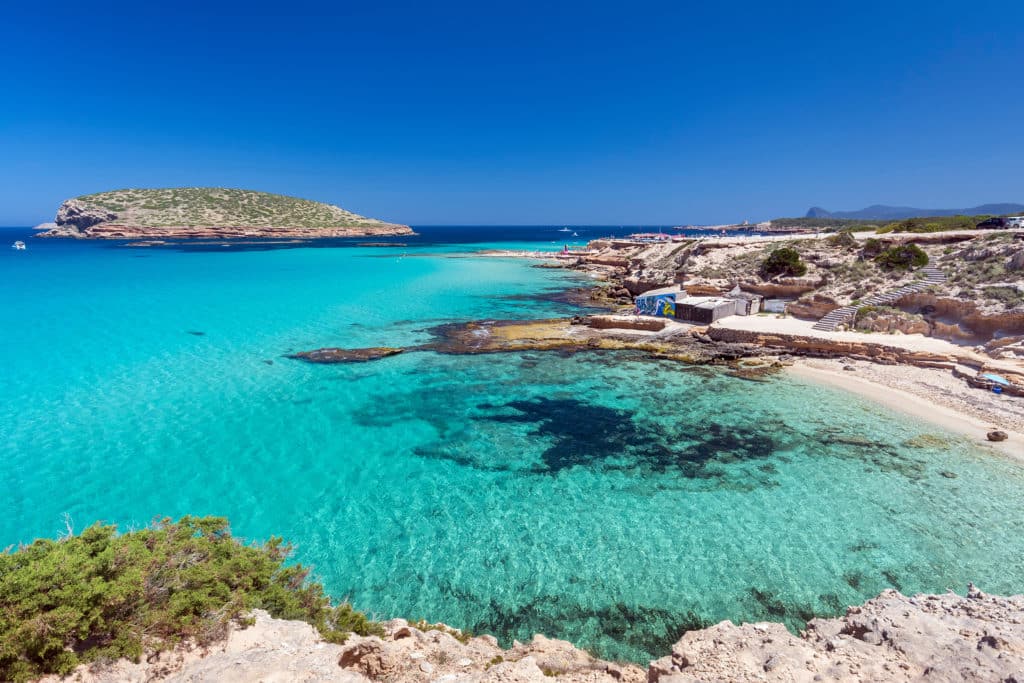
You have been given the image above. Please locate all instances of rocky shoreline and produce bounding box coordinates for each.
[46,585,1024,682]
[38,223,413,240]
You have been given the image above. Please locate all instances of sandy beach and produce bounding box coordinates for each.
[789,358,1024,459]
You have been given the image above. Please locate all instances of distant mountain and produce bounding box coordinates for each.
[805,203,1024,221]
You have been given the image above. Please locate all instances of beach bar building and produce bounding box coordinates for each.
[674,296,737,324]
[727,286,763,315]
[634,286,682,318]
[634,286,762,322]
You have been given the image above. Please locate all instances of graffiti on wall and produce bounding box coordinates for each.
[635,294,676,318]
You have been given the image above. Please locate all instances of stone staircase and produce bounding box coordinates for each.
[811,266,946,332]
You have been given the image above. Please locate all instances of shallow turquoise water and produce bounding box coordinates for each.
[2,229,1024,662]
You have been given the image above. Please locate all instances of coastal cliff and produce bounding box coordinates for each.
[44,586,1024,683]
[580,229,1024,340]
[35,188,412,239]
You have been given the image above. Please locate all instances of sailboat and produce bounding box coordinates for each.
[558,227,572,232]
[12,240,26,250]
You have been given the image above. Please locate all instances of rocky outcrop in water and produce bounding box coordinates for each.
[288,347,405,363]
[287,316,765,366]
[46,587,1024,683]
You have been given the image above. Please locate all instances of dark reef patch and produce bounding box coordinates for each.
[749,587,788,619]
[454,396,781,477]
[818,593,845,613]
[849,540,880,553]
[816,426,928,480]
[882,570,903,591]
[435,580,708,659]
[747,587,819,626]
[844,571,864,590]
[186,330,205,336]
[491,287,608,312]
[479,397,647,473]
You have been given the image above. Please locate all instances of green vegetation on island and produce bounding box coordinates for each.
[39,187,412,239]
[0,516,382,682]
[76,188,394,229]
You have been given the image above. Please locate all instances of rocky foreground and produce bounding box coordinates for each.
[35,188,412,239]
[47,586,1024,683]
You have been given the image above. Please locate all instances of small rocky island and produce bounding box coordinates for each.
[35,188,412,239]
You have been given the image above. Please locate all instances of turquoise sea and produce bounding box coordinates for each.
[2,226,1023,662]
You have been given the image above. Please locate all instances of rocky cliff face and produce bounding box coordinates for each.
[649,585,1024,682]
[44,587,1024,683]
[54,199,118,233]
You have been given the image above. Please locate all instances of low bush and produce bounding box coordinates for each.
[760,247,808,277]
[874,244,928,270]
[876,215,980,233]
[860,238,885,259]
[982,286,1024,309]
[826,230,857,249]
[0,516,382,682]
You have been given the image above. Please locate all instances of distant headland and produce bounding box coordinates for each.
[806,203,1024,221]
[34,187,413,239]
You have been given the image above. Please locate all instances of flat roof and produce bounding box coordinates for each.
[637,285,684,298]
[678,295,733,305]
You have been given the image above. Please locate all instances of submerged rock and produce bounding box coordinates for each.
[288,347,405,363]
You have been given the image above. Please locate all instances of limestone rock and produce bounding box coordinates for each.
[1008,249,1024,271]
[987,430,1009,442]
[56,198,118,233]
[787,293,840,320]
[648,588,1024,683]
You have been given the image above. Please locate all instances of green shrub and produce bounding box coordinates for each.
[982,286,1024,309]
[0,516,382,682]
[876,215,980,234]
[760,248,808,277]
[861,238,885,259]
[826,230,857,249]
[874,244,929,270]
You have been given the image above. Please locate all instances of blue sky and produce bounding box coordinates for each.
[2,1,1022,225]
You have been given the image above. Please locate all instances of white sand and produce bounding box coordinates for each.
[789,359,1024,460]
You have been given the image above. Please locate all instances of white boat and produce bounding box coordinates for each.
[12,241,25,250]
[572,232,579,237]
[558,227,572,232]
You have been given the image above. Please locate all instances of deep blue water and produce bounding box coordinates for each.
[2,225,1023,662]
